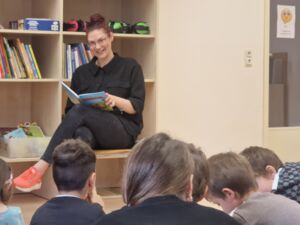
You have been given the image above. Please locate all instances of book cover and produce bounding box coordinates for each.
[28,44,42,79]
[3,128,27,139]
[61,82,113,111]
[25,44,38,79]
[14,39,33,79]
[23,18,60,31]
[12,46,27,78]
[0,36,12,78]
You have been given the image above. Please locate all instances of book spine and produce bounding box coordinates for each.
[25,44,38,79]
[71,47,76,74]
[0,43,9,78]
[74,46,82,67]
[17,39,34,79]
[10,47,22,78]
[12,46,26,78]
[84,43,93,61]
[13,39,28,78]
[78,43,88,64]
[0,36,12,78]
[63,44,67,78]
[67,44,72,79]
[28,44,42,79]
[3,37,16,78]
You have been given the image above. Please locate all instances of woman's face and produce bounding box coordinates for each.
[87,28,113,63]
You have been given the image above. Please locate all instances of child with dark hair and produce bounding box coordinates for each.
[30,139,105,225]
[0,159,24,225]
[207,152,300,225]
[240,146,300,203]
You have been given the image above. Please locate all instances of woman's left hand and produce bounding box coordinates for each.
[104,92,136,114]
[104,93,116,108]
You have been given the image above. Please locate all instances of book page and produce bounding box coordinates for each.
[61,82,80,104]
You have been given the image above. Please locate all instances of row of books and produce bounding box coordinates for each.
[64,42,93,79]
[0,35,42,79]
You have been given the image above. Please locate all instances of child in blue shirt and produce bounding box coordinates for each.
[0,158,24,225]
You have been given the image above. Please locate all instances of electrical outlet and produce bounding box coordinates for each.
[244,50,253,67]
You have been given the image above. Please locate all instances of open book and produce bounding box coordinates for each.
[61,82,113,111]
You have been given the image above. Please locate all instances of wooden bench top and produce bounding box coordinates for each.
[1,149,131,163]
[94,149,131,159]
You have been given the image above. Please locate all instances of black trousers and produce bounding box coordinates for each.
[41,105,134,163]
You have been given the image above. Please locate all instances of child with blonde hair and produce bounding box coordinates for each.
[0,158,24,225]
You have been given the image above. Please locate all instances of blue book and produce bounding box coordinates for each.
[61,82,113,111]
[3,128,27,139]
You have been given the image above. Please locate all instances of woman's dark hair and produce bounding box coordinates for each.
[122,133,194,206]
[86,13,111,35]
[0,159,13,203]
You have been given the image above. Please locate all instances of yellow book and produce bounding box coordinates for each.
[15,39,33,79]
[28,44,42,79]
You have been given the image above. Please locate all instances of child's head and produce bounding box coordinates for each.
[188,144,209,202]
[122,133,194,206]
[240,146,283,192]
[207,152,257,214]
[52,139,96,193]
[0,159,13,204]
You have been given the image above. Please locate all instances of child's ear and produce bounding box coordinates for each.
[88,172,96,188]
[265,165,277,179]
[185,174,194,202]
[222,188,237,200]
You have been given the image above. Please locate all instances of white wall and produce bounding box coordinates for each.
[157,0,265,156]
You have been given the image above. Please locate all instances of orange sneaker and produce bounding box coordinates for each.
[13,167,42,192]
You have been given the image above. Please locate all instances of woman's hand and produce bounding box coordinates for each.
[104,93,116,108]
[104,93,136,114]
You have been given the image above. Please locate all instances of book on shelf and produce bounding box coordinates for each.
[0,35,12,78]
[64,43,92,79]
[0,36,42,79]
[61,82,113,111]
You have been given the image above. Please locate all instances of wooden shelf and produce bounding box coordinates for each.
[63,31,154,39]
[0,29,60,36]
[0,78,60,83]
[0,149,130,163]
[62,78,155,83]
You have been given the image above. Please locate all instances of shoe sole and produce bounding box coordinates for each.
[14,182,42,192]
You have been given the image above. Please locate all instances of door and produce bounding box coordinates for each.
[264,0,300,161]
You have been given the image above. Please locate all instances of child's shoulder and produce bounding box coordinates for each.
[4,206,22,215]
[0,206,23,224]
